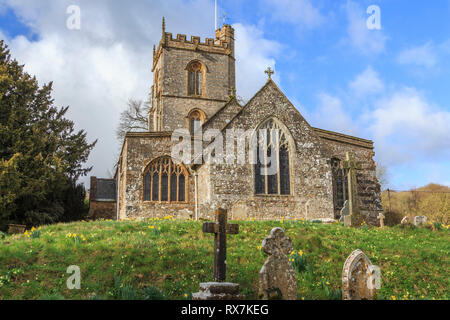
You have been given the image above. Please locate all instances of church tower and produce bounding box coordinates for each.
[149,18,236,133]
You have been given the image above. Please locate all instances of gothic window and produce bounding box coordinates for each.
[187,61,203,96]
[143,157,188,202]
[254,119,292,195]
[187,109,205,135]
[331,158,349,217]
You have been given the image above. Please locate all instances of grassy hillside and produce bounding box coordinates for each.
[381,183,450,225]
[0,218,449,300]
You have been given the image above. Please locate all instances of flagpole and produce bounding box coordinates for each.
[215,0,217,31]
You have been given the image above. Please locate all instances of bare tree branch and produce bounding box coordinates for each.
[376,161,389,191]
[116,99,151,143]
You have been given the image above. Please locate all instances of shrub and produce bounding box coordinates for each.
[119,285,140,300]
[0,231,5,240]
[141,286,165,300]
[290,250,308,273]
[39,293,65,300]
[433,222,442,230]
[325,287,342,300]
[384,210,403,226]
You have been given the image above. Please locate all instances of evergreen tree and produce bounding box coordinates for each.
[0,40,96,230]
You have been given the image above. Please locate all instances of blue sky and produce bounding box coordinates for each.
[0,0,449,190]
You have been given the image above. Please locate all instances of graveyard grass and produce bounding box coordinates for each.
[0,218,449,300]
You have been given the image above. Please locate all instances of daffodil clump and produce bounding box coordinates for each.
[147,225,162,235]
[24,226,41,239]
[66,232,86,244]
[289,249,308,273]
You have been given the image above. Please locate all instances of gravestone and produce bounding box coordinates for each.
[342,152,363,227]
[339,200,349,222]
[414,216,427,226]
[342,249,378,300]
[8,224,26,234]
[258,227,297,300]
[192,208,244,300]
[401,216,411,225]
[377,212,385,228]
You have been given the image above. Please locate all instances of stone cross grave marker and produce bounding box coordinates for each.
[377,212,385,228]
[342,249,379,300]
[258,227,297,300]
[202,208,239,282]
[342,152,363,227]
[193,208,244,300]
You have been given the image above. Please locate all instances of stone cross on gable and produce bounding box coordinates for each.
[265,67,274,79]
[203,208,239,282]
[342,152,363,227]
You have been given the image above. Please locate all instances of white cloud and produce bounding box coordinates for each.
[0,0,281,187]
[234,23,282,101]
[310,93,359,135]
[397,42,437,68]
[349,66,384,97]
[369,87,450,164]
[345,0,387,55]
[261,0,324,28]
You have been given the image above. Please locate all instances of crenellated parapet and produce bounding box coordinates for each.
[153,20,234,71]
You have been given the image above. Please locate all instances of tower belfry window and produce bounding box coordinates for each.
[187,109,206,135]
[187,61,203,96]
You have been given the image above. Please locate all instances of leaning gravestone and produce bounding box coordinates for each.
[339,200,350,222]
[342,249,378,300]
[401,216,411,225]
[414,216,427,226]
[258,227,297,300]
[192,208,245,300]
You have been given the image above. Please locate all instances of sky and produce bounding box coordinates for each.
[0,0,449,191]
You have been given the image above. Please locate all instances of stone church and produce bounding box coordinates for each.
[89,20,383,224]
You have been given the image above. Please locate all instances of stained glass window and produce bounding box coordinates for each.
[254,119,291,195]
[143,157,188,202]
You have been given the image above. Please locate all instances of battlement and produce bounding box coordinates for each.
[153,20,234,70]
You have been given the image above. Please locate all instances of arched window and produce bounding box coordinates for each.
[143,157,188,202]
[187,61,204,96]
[254,118,292,195]
[187,109,206,135]
[331,157,349,217]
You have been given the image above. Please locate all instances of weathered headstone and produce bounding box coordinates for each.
[342,152,363,227]
[342,249,378,300]
[339,200,349,222]
[401,216,411,225]
[8,224,26,234]
[192,208,244,300]
[414,216,427,226]
[377,212,385,228]
[258,227,297,300]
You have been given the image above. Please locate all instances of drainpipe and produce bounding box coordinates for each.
[116,161,120,221]
[194,171,199,221]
